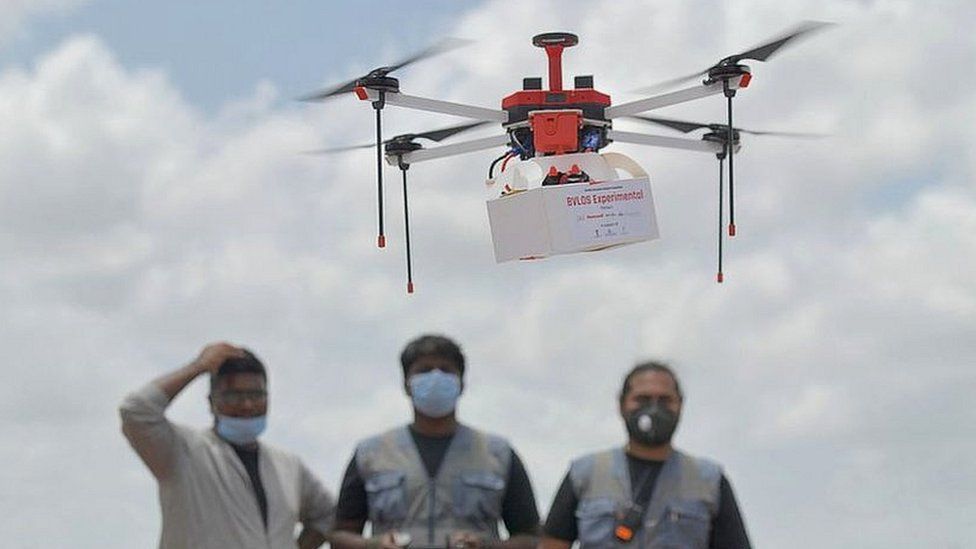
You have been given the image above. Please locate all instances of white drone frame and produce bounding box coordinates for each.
[355,75,747,166]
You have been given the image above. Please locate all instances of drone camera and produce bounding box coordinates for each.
[580,127,603,150]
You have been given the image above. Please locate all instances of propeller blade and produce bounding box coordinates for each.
[730,21,833,63]
[631,70,708,95]
[629,115,710,134]
[297,79,360,102]
[412,121,489,142]
[301,143,375,155]
[298,37,471,103]
[303,120,486,156]
[736,129,827,138]
[632,21,832,94]
[630,115,826,139]
[384,37,472,74]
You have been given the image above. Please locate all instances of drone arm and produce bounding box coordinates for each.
[605,76,747,119]
[359,88,508,122]
[607,130,725,154]
[388,134,511,166]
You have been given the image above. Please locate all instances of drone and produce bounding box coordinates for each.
[303,22,830,292]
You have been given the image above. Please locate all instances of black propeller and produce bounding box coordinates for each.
[304,120,486,294]
[630,114,824,284]
[633,21,832,94]
[630,21,833,267]
[300,38,471,251]
[298,38,470,102]
[629,115,825,138]
[303,121,489,155]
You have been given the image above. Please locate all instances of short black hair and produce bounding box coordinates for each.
[400,334,465,377]
[210,349,267,392]
[618,360,683,405]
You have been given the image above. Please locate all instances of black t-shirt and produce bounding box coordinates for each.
[543,454,751,549]
[232,444,269,528]
[336,426,541,536]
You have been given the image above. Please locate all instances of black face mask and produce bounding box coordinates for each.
[625,402,678,446]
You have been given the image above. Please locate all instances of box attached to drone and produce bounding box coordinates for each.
[486,177,659,262]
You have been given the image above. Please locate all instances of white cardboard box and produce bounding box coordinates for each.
[486,177,659,262]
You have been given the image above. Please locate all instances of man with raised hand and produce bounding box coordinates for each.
[120,342,335,549]
[541,361,752,549]
[331,334,540,549]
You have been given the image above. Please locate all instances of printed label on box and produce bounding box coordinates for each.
[560,181,654,246]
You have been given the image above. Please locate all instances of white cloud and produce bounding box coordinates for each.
[1,1,975,548]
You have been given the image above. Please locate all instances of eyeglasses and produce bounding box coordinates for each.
[214,389,268,406]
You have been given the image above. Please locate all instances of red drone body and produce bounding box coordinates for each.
[502,33,611,156]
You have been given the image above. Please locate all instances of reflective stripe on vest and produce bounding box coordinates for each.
[355,425,512,544]
[569,447,721,549]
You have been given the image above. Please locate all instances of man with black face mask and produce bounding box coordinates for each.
[331,334,541,549]
[541,361,752,549]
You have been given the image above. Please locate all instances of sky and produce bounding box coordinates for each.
[1,1,974,547]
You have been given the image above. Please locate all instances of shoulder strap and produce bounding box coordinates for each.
[631,469,657,507]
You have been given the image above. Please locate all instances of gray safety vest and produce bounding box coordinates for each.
[354,424,512,545]
[569,447,721,549]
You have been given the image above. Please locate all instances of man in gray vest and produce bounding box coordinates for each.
[331,334,541,549]
[540,361,751,549]
[120,342,336,549]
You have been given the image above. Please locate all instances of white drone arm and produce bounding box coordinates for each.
[607,130,725,154]
[395,131,724,167]
[389,134,511,166]
[604,76,746,119]
[360,89,508,123]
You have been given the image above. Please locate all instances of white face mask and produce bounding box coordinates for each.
[409,370,461,417]
[215,414,267,445]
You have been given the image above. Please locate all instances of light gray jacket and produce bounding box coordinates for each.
[120,383,334,549]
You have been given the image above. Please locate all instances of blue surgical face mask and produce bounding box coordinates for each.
[409,370,461,418]
[216,414,267,445]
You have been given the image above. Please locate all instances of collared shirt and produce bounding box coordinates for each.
[120,383,335,549]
